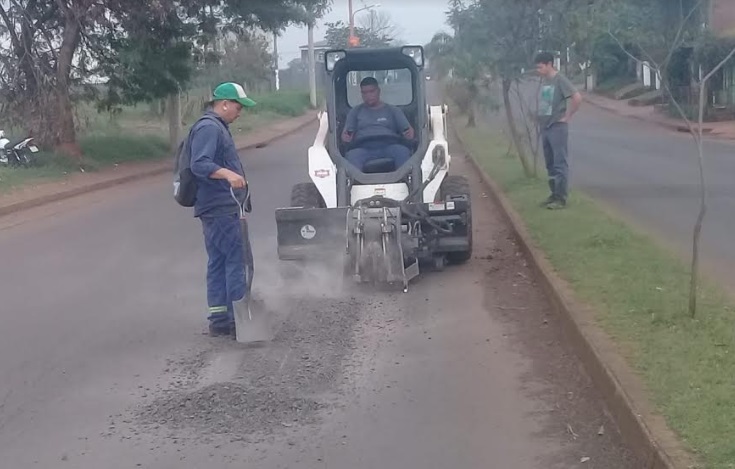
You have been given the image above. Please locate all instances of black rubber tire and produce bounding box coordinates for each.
[290,182,325,208]
[440,175,473,264]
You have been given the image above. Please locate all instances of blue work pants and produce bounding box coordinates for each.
[346,143,411,171]
[200,214,254,328]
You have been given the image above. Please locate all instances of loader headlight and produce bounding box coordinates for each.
[325,50,346,72]
[401,46,424,67]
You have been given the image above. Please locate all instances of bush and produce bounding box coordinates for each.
[250,90,311,116]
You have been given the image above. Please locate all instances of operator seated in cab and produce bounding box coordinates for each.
[341,77,415,172]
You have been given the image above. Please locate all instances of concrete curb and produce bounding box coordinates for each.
[0,114,317,219]
[451,123,697,469]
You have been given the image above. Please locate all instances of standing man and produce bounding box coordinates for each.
[535,52,583,210]
[189,82,257,337]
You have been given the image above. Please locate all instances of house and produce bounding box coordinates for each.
[279,40,331,93]
[709,0,735,38]
[299,40,331,64]
[639,0,735,114]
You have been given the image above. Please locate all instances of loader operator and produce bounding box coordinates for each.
[341,76,415,171]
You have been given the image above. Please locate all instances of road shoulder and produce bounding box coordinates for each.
[452,120,699,469]
[583,91,735,141]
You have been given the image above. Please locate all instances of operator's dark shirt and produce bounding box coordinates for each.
[344,103,411,141]
[189,111,247,218]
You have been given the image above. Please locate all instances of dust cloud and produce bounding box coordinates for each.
[250,235,352,318]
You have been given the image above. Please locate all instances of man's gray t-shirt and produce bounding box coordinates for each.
[537,73,577,128]
[344,103,411,141]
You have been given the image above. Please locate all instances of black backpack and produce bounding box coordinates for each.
[173,115,226,207]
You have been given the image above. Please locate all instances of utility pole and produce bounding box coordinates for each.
[307,21,317,108]
[273,31,280,91]
[348,0,355,41]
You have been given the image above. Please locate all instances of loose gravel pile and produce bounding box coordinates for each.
[133,295,368,441]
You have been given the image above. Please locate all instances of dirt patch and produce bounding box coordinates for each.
[454,152,642,467]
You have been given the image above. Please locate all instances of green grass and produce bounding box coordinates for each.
[80,133,170,166]
[249,90,311,117]
[0,132,170,194]
[0,154,79,193]
[459,123,735,468]
[0,89,310,194]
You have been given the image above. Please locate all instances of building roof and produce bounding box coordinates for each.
[299,40,330,50]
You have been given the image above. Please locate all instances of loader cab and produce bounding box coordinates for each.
[324,46,428,186]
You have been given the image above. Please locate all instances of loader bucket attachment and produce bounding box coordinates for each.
[346,204,418,289]
[275,207,350,260]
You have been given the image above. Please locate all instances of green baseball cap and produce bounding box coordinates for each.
[212,82,257,108]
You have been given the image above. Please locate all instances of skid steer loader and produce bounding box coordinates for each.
[274,45,472,291]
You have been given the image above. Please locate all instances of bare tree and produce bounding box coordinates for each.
[609,3,735,317]
[509,78,543,177]
[357,10,401,42]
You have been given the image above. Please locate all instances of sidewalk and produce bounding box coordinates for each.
[584,91,735,141]
[0,112,317,218]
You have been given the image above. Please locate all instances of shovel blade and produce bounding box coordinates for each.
[233,299,272,344]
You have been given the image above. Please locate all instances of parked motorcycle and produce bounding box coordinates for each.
[0,130,39,167]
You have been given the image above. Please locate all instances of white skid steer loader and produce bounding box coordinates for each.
[274,45,472,291]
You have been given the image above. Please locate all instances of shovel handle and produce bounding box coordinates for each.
[230,186,251,218]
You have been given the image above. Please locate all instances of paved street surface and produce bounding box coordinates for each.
[571,104,735,286]
[0,107,638,466]
[495,80,735,289]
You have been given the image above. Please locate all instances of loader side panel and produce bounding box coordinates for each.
[308,146,337,207]
[275,207,350,260]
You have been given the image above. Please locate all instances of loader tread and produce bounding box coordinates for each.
[441,175,473,264]
[290,182,325,209]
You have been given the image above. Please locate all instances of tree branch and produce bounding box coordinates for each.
[0,4,23,57]
[607,30,697,137]
[662,0,706,68]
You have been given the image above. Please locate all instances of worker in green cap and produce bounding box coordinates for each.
[187,82,257,337]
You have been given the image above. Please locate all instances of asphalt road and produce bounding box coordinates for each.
[0,111,638,467]
[570,104,735,283]
[500,80,735,286]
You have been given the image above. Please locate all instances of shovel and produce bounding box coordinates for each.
[230,187,272,344]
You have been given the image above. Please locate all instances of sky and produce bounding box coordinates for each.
[277,0,452,64]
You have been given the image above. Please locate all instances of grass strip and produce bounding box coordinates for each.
[458,122,735,468]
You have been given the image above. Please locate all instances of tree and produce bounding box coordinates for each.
[0,0,330,158]
[607,0,729,318]
[95,7,197,111]
[447,0,554,176]
[357,10,401,43]
[539,0,628,82]
[424,32,454,81]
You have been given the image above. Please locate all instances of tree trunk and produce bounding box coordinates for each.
[467,107,476,127]
[273,31,280,92]
[689,79,709,318]
[502,78,533,177]
[168,90,182,151]
[54,13,82,159]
